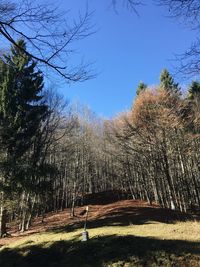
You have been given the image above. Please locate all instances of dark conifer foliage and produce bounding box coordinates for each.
[136,81,147,96]
[188,81,200,100]
[0,40,48,158]
[0,40,48,236]
[160,69,181,96]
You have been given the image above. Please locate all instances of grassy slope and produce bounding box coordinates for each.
[0,200,199,267]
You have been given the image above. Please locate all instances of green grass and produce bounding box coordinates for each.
[0,221,199,267]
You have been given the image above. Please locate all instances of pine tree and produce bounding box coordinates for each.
[0,40,48,236]
[188,80,200,100]
[160,69,181,96]
[183,80,200,134]
[136,81,147,96]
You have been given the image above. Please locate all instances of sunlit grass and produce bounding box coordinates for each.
[3,220,199,250]
[0,221,199,266]
[1,221,199,250]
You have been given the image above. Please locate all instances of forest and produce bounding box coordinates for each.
[0,39,199,238]
[0,2,200,266]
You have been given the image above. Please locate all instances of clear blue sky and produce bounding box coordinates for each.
[57,0,197,118]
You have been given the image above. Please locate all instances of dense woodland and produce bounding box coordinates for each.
[0,41,199,238]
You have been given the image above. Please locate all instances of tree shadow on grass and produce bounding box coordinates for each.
[87,206,195,227]
[0,234,199,267]
[49,205,196,234]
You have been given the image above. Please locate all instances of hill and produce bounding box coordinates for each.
[0,198,199,267]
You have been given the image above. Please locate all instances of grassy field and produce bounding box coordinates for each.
[0,200,199,267]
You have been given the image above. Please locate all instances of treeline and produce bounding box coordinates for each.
[108,76,200,213]
[0,42,200,237]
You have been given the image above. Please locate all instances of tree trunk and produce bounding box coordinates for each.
[0,192,7,238]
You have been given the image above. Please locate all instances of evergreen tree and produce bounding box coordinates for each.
[183,80,200,134]
[0,40,48,236]
[160,69,181,96]
[136,81,147,96]
[188,80,200,100]
[0,41,47,157]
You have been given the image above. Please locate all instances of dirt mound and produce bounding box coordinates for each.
[0,198,196,246]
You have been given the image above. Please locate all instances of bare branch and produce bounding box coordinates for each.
[156,0,200,29]
[111,0,143,14]
[173,38,200,77]
[0,0,95,82]
[155,1,200,78]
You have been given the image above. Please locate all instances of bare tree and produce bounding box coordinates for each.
[157,0,200,77]
[0,0,94,82]
[157,0,200,27]
[112,0,200,78]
